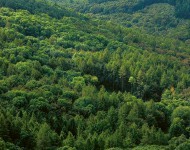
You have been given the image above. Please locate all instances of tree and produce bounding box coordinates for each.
[118,65,127,91]
[175,0,190,19]
[175,141,190,150]
[97,86,107,110]
[36,123,60,150]
[106,61,119,90]
[118,102,132,124]
[71,76,86,92]
[169,118,186,138]
[170,106,190,137]
[63,132,75,148]
[141,124,168,145]
[136,70,145,98]
[75,136,86,150]
[0,138,6,150]
[73,97,95,116]
[128,76,135,94]
[169,134,188,150]
[107,106,118,130]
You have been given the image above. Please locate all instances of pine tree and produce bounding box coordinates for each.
[36,123,60,150]
[63,132,75,148]
[119,65,127,91]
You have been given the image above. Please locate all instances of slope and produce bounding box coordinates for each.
[52,0,190,41]
[0,0,190,149]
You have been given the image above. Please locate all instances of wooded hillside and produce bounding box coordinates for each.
[0,0,189,149]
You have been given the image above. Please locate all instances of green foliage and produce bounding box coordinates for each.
[0,0,78,19]
[57,0,190,42]
[36,123,60,149]
[132,145,167,150]
[0,0,189,149]
[169,106,190,137]
[169,138,190,150]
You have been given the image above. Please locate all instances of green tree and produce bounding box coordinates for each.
[63,132,75,148]
[118,65,127,91]
[36,123,60,150]
[0,138,6,150]
[128,76,136,94]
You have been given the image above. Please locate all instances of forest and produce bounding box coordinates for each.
[0,0,190,149]
[52,0,190,40]
[52,0,190,19]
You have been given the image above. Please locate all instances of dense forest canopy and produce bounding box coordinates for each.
[50,0,190,19]
[0,0,190,149]
[0,0,83,19]
[50,0,190,41]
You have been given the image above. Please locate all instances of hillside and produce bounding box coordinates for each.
[52,0,190,41]
[0,0,190,149]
